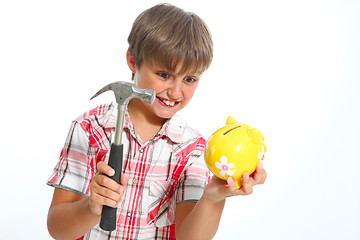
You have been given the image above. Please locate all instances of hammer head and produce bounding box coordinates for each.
[90,81,156,106]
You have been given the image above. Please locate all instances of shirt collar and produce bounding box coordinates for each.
[160,114,189,143]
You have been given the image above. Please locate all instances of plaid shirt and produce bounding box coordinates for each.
[47,102,210,240]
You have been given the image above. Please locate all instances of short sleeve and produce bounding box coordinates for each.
[174,153,211,203]
[47,121,95,196]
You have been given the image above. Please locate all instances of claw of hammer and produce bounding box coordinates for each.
[91,81,155,145]
[90,81,155,106]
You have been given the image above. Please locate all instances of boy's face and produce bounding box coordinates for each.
[129,55,201,121]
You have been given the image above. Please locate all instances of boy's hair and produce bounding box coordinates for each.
[128,3,213,77]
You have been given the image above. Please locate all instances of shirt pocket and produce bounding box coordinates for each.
[147,180,176,228]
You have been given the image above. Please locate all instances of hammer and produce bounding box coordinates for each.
[90,81,155,231]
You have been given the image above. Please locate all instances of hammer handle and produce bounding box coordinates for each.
[99,143,123,231]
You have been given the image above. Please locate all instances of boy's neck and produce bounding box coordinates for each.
[127,99,167,143]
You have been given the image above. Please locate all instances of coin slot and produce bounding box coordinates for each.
[223,125,241,135]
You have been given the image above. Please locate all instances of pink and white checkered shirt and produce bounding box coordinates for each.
[47,102,210,240]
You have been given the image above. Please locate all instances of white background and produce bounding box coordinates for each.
[1,0,359,239]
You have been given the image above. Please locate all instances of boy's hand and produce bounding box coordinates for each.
[89,162,128,216]
[203,162,267,203]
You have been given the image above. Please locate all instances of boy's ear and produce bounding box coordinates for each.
[126,50,136,74]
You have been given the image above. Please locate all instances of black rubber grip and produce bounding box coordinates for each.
[99,143,123,231]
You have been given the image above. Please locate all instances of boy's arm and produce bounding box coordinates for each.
[175,163,266,240]
[47,162,128,240]
[175,199,225,240]
[47,189,100,240]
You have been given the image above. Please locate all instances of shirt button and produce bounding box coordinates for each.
[139,148,144,153]
[127,211,132,217]
[132,179,138,184]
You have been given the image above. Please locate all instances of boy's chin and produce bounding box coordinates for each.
[155,111,177,120]
[156,106,184,119]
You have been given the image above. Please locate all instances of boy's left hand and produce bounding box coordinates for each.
[203,161,267,203]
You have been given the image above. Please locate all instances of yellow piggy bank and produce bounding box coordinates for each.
[204,116,266,188]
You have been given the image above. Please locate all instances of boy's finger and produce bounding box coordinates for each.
[250,162,265,185]
[226,177,238,196]
[259,169,267,184]
[92,176,125,202]
[240,172,253,195]
[95,174,122,194]
[120,174,129,187]
[97,162,115,176]
[91,191,119,209]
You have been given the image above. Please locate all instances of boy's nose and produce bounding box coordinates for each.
[167,80,182,100]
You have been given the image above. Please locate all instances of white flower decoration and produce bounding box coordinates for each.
[257,145,265,161]
[215,156,235,176]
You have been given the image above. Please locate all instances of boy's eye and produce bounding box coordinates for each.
[158,72,169,79]
[184,77,196,83]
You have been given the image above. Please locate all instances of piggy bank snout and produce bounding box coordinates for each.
[247,127,265,146]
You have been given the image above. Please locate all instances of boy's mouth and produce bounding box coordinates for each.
[156,97,178,107]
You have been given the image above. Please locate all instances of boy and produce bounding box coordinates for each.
[47,3,267,240]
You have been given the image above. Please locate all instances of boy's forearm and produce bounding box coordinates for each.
[47,197,100,240]
[176,197,225,240]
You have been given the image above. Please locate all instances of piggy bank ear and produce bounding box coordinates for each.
[226,116,238,125]
[247,128,265,144]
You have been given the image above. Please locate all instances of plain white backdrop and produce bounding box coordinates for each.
[1,0,359,239]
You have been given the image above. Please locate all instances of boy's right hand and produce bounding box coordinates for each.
[89,162,128,216]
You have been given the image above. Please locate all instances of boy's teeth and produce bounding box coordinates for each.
[162,99,175,106]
